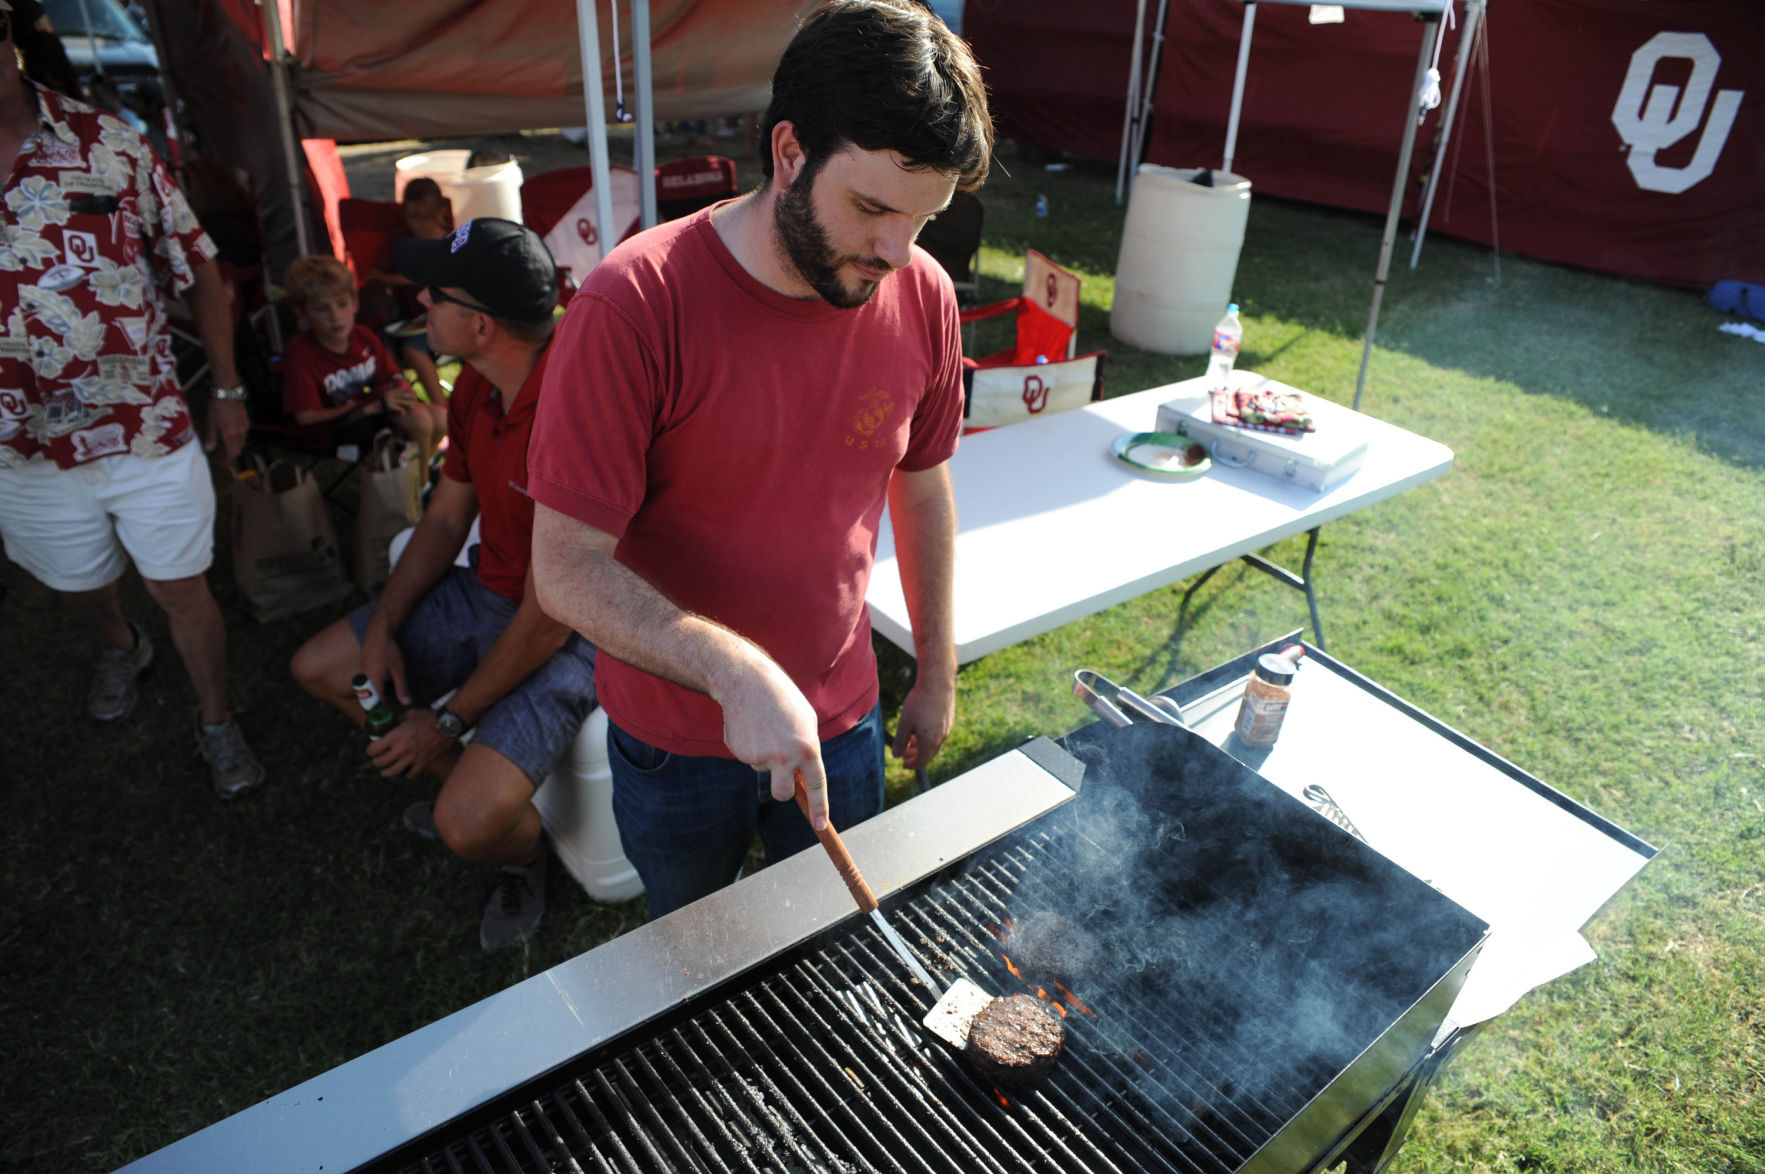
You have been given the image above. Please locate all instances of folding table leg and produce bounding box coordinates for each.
[1238,526,1326,651]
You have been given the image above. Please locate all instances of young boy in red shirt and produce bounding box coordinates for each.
[281,255,448,466]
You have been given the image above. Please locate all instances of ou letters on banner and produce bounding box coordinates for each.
[1611,32,1745,195]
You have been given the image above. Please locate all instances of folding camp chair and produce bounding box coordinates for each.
[655,155,738,221]
[916,189,984,306]
[168,159,285,391]
[958,249,1105,432]
[335,198,421,331]
[521,166,643,300]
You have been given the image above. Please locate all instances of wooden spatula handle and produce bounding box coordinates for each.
[794,773,878,914]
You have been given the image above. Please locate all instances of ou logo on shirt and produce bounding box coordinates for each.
[1610,32,1743,195]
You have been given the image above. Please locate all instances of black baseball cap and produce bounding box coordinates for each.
[394,217,558,323]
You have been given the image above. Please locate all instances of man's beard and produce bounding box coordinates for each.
[774,167,889,310]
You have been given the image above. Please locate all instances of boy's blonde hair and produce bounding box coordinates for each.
[401,178,450,223]
[284,254,357,313]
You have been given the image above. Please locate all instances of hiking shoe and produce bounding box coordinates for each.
[89,622,153,721]
[480,848,547,950]
[403,799,440,842]
[196,715,267,799]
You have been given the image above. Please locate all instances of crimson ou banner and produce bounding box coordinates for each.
[1450,3,1762,288]
[972,0,1762,288]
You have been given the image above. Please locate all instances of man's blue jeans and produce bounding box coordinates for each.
[607,703,887,919]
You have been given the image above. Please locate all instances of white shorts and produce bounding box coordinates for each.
[0,441,217,591]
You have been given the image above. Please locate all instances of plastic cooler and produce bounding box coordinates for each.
[530,708,643,903]
[1109,165,1251,355]
[394,150,525,225]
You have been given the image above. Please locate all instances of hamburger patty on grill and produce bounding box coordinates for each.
[965,994,1066,1082]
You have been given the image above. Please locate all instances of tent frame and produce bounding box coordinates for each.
[260,0,668,264]
[1118,0,1481,410]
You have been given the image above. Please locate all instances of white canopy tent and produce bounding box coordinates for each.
[1118,0,1486,409]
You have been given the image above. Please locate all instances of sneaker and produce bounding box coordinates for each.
[403,799,440,842]
[89,622,153,721]
[196,715,267,799]
[480,848,547,949]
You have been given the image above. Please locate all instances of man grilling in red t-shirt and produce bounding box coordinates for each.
[291,220,594,950]
[527,1,995,919]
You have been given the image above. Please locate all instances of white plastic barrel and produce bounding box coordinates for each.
[532,707,646,903]
[1109,165,1252,355]
[394,150,525,226]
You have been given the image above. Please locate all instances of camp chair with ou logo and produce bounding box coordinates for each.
[520,166,643,303]
[957,249,1105,432]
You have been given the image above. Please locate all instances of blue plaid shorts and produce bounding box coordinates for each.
[349,565,596,787]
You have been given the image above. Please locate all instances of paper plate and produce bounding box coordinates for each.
[386,314,429,338]
[1111,431,1211,479]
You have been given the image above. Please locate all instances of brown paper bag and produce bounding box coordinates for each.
[351,432,424,595]
[230,457,352,623]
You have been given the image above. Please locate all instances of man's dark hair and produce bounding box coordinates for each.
[760,0,992,191]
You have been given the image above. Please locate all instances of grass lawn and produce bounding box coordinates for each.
[3,129,1761,1172]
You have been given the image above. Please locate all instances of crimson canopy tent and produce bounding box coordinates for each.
[1119,0,1472,410]
[149,0,814,273]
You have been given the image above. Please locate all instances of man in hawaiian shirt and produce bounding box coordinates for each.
[0,3,265,797]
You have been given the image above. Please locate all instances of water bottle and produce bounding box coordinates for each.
[1206,303,1243,390]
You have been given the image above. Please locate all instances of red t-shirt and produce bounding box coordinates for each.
[444,346,552,604]
[528,207,963,757]
[280,324,407,429]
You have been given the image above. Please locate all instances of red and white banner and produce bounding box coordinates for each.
[967,0,1763,289]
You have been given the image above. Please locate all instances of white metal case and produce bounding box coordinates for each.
[1158,375,1371,492]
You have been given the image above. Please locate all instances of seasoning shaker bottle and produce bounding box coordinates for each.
[1233,646,1303,747]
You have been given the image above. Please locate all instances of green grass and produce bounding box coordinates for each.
[4,131,1762,1172]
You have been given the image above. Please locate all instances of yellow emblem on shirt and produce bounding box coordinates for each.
[847,387,894,450]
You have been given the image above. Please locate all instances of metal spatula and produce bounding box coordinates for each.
[793,777,994,1049]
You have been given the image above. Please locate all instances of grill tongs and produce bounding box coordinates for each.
[1073,669,1189,729]
[793,777,995,1050]
[1074,668,1368,842]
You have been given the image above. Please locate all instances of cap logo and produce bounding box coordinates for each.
[450,222,473,253]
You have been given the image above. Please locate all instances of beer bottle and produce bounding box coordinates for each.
[351,673,399,741]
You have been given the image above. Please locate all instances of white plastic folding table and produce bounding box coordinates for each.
[866,375,1453,664]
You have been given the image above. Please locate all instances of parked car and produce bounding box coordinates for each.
[40,0,164,133]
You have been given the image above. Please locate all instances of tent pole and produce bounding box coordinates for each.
[1353,15,1436,412]
[633,0,657,229]
[1410,0,1481,269]
[1223,1,1256,173]
[574,0,618,261]
[260,0,313,257]
[1129,0,1172,177]
[1115,0,1150,205]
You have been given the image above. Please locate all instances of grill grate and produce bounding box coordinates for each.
[370,826,1346,1174]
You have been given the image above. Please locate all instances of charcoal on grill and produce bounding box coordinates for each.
[965,994,1065,1083]
[1005,910,1099,984]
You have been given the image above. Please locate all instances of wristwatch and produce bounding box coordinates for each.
[436,708,468,740]
[211,385,249,402]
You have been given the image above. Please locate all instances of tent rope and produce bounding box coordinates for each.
[610,0,631,122]
[1476,9,1500,285]
[1418,0,1457,120]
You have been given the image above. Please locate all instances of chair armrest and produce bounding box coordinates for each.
[957,296,1027,326]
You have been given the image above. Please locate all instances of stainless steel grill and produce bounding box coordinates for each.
[125,642,1652,1174]
[360,721,1486,1174]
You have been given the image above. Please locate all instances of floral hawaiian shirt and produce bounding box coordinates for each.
[0,83,217,470]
